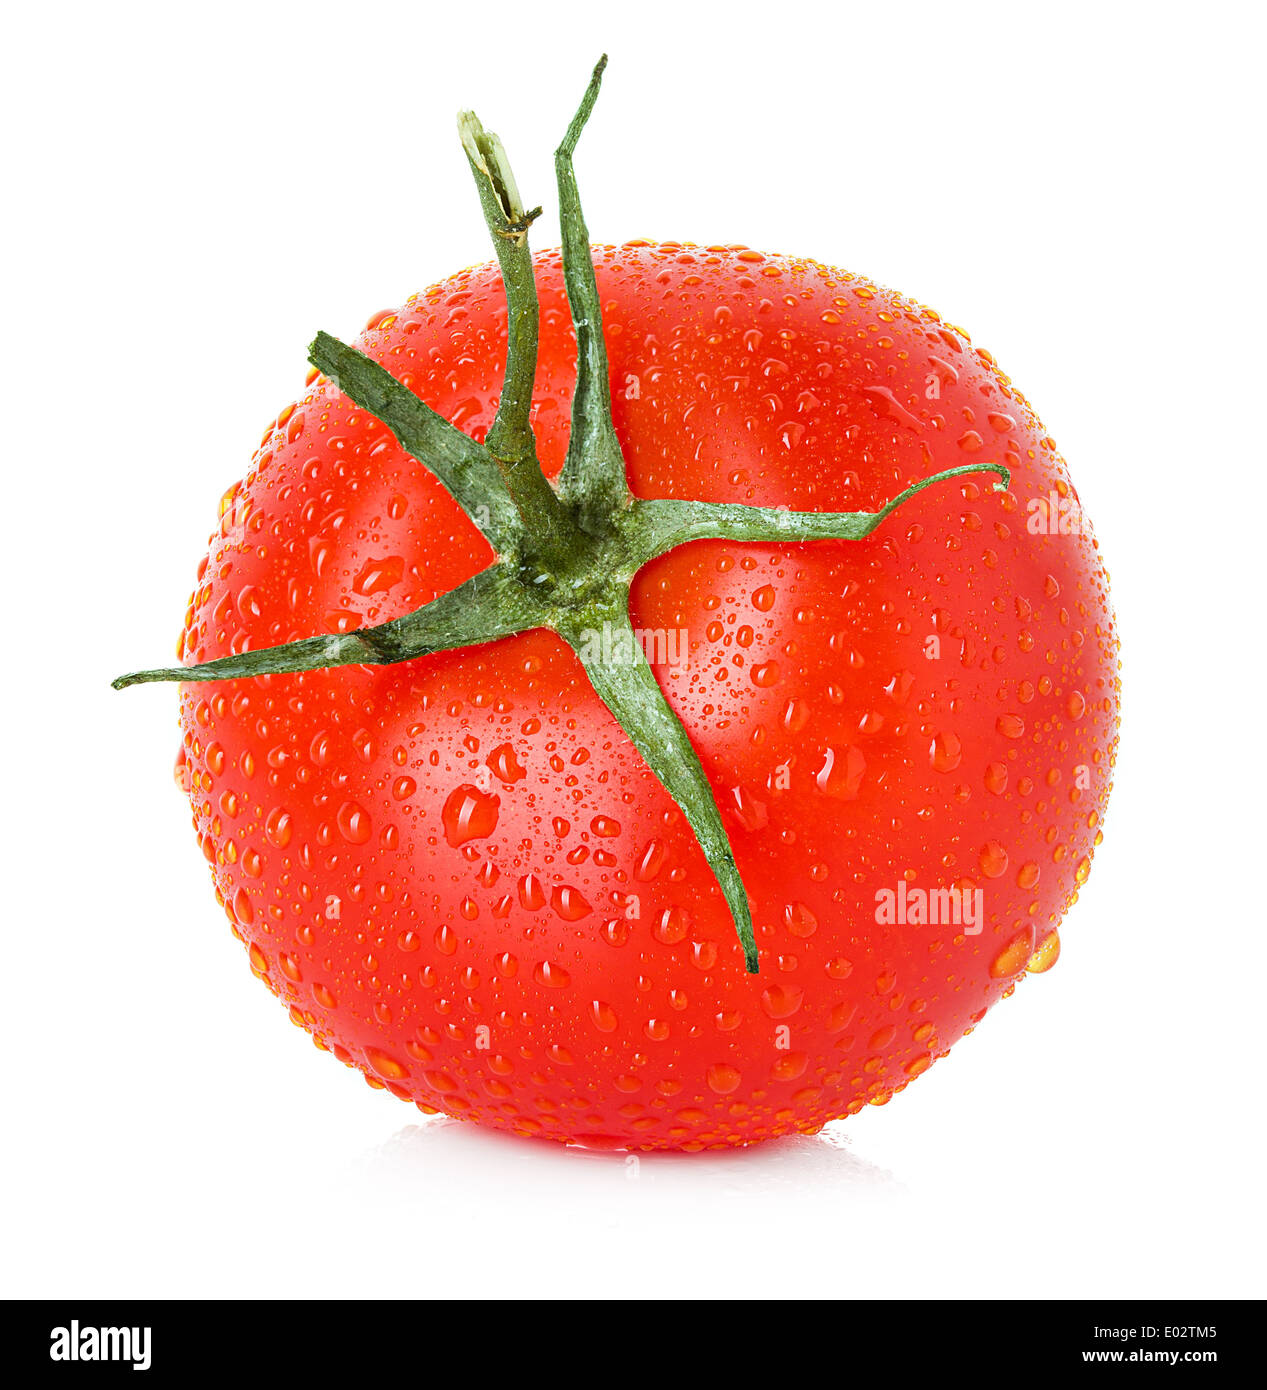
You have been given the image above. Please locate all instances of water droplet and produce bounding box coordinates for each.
[518,874,546,910]
[760,984,804,1018]
[590,1001,618,1032]
[636,840,666,881]
[533,961,571,989]
[352,555,404,596]
[784,902,818,938]
[365,1047,409,1080]
[861,385,923,432]
[707,1063,742,1095]
[336,800,372,844]
[990,930,1034,979]
[930,731,962,773]
[551,884,592,921]
[1026,931,1061,973]
[771,1052,808,1081]
[815,745,866,799]
[979,841,1009,878]
[728,785,769,831]
[751,662,780,688]
[442,785,500,846]
[265,808,292,848]
[984,762,1008,794]
[654,907,690,944]
[486,742,526,783]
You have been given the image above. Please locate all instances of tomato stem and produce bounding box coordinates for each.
[307,331,522,555]
[112,565,543,690]
[554,56,630,537]
[620,463,1011,570]
[457,108,572,567]
[556,600,759,970]
[114,57,1015,976]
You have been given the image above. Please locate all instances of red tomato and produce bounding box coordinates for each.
[174,243,1117,1149]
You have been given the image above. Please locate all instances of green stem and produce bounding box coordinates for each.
[557,603,758,971]
[458,109,572,563]
[308,332,522,555]
[112,563,542,689]
[621,463,1010,570]
[554,55,630,535]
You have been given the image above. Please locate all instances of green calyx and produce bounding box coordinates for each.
[113,56,1010,975]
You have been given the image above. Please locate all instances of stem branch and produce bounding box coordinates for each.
[113,563,542,689]
[559,604,759,972]
[622,463,1010,570]
[458,109,572,561]
[308,332,522,555]
[554,56,630,533]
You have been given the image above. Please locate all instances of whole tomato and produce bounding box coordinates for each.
[163,238,1118,1150]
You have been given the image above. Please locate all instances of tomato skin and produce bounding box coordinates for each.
[177,243,1118,1149]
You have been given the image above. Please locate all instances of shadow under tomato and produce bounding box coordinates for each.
[351,1115,904,1200]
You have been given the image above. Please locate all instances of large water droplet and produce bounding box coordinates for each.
[442,785,500,846]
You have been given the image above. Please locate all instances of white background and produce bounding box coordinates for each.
[2,0,1263,1300]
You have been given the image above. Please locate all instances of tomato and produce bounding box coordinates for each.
[166,240,1117,1150]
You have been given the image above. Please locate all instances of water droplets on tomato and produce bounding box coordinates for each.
[336,800,372,845]
[815,745,866,799]
[442,785,500,846]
